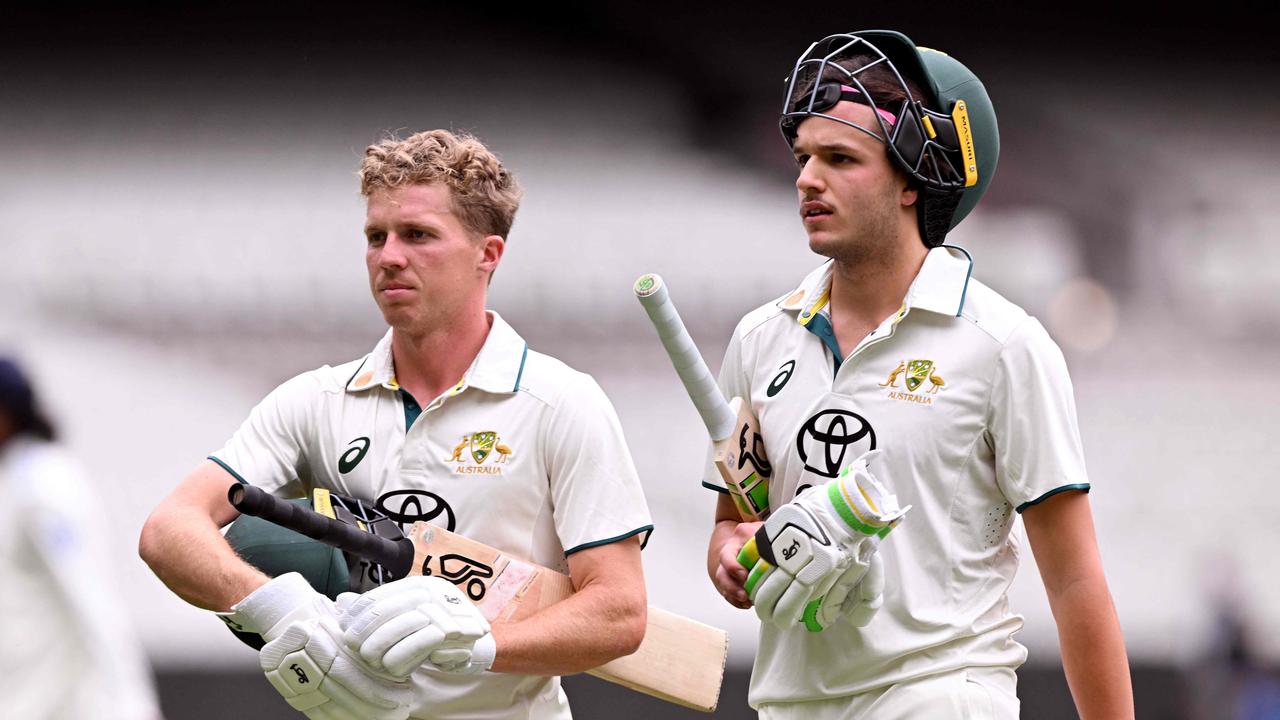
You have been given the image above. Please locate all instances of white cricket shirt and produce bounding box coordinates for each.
[212,311,653,720]
[704,246,1090,706]
[0,437,161,719]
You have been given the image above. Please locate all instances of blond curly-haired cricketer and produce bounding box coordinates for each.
[141,130,653,720]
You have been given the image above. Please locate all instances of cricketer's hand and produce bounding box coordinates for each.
[339,575,495,678]
[260,616,415,720]
[218,572,339,643]
[737,450,908,631]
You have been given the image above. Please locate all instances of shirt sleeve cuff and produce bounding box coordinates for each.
[1015,483,1091,513]
[564,525,654,555]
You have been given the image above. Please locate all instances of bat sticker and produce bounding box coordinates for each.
[422,553,495,600]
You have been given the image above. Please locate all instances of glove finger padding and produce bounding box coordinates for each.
[802,554,872,632]
[382,624,451,678]
[359,611,446,676]
[843,553,886,627]
[260,623,332,712]
[748,562,786,622]
[342,584,437,647]
[740,503,846,627]
[340,575,493,678]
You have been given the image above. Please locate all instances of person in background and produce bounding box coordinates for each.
[0,356,162,719]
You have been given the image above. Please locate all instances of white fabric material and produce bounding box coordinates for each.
[0,437,161,719]
[757,667,1019,719]
[260,617,415,720]
[339,576,492,678]
[705,246,1089,707]
[219,571,337,641]
[212,311,650,719]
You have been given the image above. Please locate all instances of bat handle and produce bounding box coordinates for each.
[228,483,416,580]
[634,273,735,441]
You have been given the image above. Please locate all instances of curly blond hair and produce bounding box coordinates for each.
[359,130,522,239]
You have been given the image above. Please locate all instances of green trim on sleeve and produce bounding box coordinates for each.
[702,481,730,495]
[1016,483,1091,513]
[207,456,248,485]
[564,525,654,555]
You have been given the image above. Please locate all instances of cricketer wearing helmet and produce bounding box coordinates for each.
[705,31,1134,718]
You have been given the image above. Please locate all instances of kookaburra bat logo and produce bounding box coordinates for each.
[422,553,495,601]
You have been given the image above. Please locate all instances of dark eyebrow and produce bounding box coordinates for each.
[792,140,864,157]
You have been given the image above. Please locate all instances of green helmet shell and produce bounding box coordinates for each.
[222,501,351,650]
[853,30,999,230]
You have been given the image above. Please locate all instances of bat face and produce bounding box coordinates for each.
[405,521,727,711]
[716,397,772,521]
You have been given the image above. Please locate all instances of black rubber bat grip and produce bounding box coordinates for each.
[228,484,415,579]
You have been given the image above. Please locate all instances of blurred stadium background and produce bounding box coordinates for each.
[3,3,1278,718]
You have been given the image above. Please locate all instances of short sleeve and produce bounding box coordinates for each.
[545,374,653,555]
[702,323,749,494]
[988,317,1090,512]
[208,372,318,495]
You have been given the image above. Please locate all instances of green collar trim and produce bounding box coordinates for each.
[401,390,423,433]
[802,311,843,375]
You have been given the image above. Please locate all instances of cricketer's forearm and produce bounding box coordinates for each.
[139,461,269,611]
[487,538,647,676]
[1049,575,1135,720]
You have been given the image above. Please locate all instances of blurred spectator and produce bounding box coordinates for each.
[0,356,161,719]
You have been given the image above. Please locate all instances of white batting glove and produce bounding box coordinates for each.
[840,552,886,627]
[808,550,886,630]
[260,616,414,720]
[737,450,908,631]
[339,575,495,678]
[217,572,338,643]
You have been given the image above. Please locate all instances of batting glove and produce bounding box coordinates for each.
[339,575,495,678]
[217,572,339,643]
[737,450,908,631]
[260,616,415,720]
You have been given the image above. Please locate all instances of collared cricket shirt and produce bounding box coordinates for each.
[212,311,652,720]
[704,246,1090,707]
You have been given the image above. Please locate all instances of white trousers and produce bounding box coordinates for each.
[757,667,1020,720]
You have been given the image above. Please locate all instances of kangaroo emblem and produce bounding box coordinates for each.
[447,436,470,462]
[879,361,906,387]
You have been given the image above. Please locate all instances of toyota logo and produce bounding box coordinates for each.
[375,490,457,531]
[796,409,876,478]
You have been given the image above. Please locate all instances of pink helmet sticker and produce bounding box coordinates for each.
[839,85,898,126]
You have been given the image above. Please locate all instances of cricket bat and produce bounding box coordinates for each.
[229,484,727,712]
[634,273,772,520]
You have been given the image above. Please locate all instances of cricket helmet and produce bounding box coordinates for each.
[780,30,999,247]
